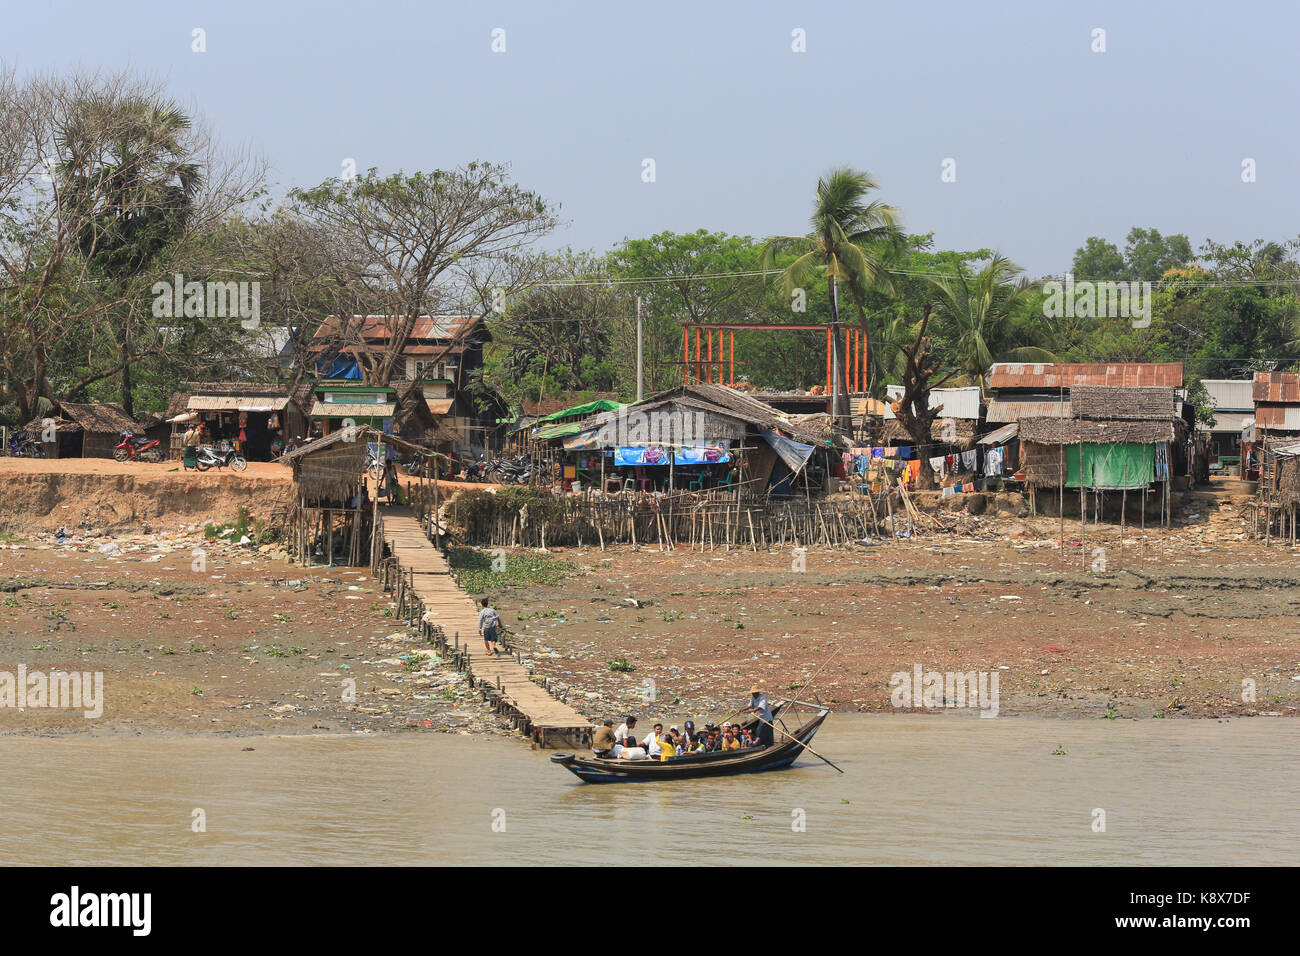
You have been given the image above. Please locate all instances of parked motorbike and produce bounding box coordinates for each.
[195,444,247,472]
[460,456,491,482]
[7,430,42,458]
[491,459,531,484]
[114,430,162,463]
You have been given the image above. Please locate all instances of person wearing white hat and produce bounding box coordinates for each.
[740,685,774,747]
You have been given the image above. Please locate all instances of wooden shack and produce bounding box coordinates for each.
[25,402,139,459]
[1019,385,1181,523]
[280,427,444,567]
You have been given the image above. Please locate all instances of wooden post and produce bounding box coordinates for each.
[370,438,383,571]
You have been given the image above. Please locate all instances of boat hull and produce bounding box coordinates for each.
[551,710,828,783]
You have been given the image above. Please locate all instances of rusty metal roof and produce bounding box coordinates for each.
[1256,405,1300,429]
[986,398,1071,423]
[1253,371,1300,404]
[988,362,1183,390]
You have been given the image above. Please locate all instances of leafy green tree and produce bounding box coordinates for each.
[609,229,763,394]
[1123,227,1193,281]
[484,250,621,407]
[1071,237,1126,279]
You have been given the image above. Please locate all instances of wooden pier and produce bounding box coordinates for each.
[376,508,594,748]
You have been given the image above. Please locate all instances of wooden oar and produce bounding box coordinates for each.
[793,648,841,708]
[752,714,844,774]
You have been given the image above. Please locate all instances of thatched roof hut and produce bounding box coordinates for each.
[1069,385,1178,421]
[1019,418,1176,445]
[1018,394,1179,490]
[25,402,139,458]
[282,427,443,502]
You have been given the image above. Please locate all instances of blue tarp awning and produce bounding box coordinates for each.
[761,430,816,472]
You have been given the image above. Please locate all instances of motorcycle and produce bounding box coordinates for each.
[490,455,539,485]
[114,430,162,463]
[195,444,247,472]
[460,456,491,482]
[7,430,42,458]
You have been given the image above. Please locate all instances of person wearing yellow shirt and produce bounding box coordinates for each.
[721,729,741,751]
[658,729,676,761]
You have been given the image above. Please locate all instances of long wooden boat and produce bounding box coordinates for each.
[550,708,829,783]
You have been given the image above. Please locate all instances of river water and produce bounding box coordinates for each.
[4,716,1295,865]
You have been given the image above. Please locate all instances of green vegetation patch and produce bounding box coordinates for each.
[448,546,574,594]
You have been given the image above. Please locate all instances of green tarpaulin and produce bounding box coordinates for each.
[534,421,585,439]
[535,399,624,424]
[1064,443,1155,489]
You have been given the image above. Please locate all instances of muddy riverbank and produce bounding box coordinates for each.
[491,519,1300,724]
[0,461,1295,735]
[0,527,506,737]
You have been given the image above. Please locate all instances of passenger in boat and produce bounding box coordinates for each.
[614,715,638,747]
[613,716,647,759]
[658,727,677,762]
[740,727,758,748]
[739,686,774,747]
[592,720,616,758]
[681,720,696,747]
[642,722,665,758]
[667,727,683,755]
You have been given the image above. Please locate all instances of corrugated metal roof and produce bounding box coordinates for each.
[988,362,1183,389]
[1206,411,1253,433]
[1201,379,1254,412]
[883,385,982,420]
[986,398,1071,423]
[1253,371,1300,404]
[1256,405,1300,429]
[312,315,484,342]
[978,422,1019,446]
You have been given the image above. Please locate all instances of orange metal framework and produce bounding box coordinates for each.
[682,323,866,393]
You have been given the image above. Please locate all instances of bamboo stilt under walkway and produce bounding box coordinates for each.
[380,507,594,748]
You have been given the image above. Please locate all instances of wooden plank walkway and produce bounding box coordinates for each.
[379,508,594,748]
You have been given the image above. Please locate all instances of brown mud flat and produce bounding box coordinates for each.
[0,530,507,737]
[492,517,1300,724]
[0,460,1292,733]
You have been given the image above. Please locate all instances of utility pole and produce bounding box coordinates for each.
[829,276,845,434]
[636,295,644,402]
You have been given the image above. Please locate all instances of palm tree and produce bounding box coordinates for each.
[761,167,902,429]
[927,254,1056,394]
[58,96,202,414]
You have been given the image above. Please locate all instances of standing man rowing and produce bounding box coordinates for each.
[740,685,774,748]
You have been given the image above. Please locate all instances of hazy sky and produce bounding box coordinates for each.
[9,0,1299,276]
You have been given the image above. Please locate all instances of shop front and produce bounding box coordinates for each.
[178,393,306,461]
